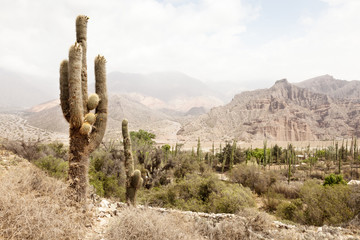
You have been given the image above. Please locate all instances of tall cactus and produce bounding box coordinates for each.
[122,119,143,206]
[59,15,107,202]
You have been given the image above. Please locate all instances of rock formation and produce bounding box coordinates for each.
[177,79,360,141]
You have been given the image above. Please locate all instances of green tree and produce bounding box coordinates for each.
[130,129,156,146]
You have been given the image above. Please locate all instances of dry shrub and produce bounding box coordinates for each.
[107,207,274,240]
[0,161,88,239]
[271,181,302,199]
[106,208,202,240]
[262,190,283,212]
[310,171,324,180]
[1,139,43,161]
[349,184,360,216]
[343,168,360,180]
[230,164,277,195]
[196,208,273,240]
[195,217,247,240]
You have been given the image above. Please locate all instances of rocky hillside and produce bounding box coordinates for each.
[177,79,360,142]
[295,74,360,99]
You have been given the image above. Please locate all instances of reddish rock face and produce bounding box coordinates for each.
[178,79,360,142]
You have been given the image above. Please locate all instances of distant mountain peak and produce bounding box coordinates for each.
[295,74,360,99]
[274,78,289,85]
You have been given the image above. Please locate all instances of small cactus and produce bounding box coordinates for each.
[79,122,92,135]
[122,119,143,206]
[87,93,100,110]
[84,113,96,125]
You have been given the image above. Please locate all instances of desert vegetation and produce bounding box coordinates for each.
[1,134,360,239]
[2,133,360,220]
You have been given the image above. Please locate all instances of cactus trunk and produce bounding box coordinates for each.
[59,15,107,203]
[122,119,143,206]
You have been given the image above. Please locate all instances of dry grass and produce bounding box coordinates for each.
[0,158,89,240]
[271,181,302,199]
[106,207,274,240]
[106,207,203,240]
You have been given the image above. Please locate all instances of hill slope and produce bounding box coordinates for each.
[25,94,182,142]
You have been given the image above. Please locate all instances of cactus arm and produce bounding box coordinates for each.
[122,119,142,206]
[88,55,108,152]
[68,43,84,128]
[122,119,134,179]
[76,15,89,115]
[59,60,70,122]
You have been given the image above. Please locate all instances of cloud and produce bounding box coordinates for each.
[0,0,258,81]
[258,0,360,83]
[0,0,359,88]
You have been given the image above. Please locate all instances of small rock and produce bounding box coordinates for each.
[100,199,110,208]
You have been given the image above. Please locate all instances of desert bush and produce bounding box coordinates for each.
[229,164,277,195]
[208,183,255,213]
[310,171,324,180]
[271,181,301,199]
[276,200,301,221]
[1,140,68,162]
[39,141,68,160]
[196,217,248,240]
[196,208,273,240]
[299,180,353,226]
[349,184,360,216]
[34,155,68,179]
[89,149,125,199]
[173,155,201,179]
[0,160,88,239]
[140,173,255,213]
[262,190,283,212]
[343,168,360,180]
[323,173,346,186]
[107,207,274,240]
[1,139,43,161]
[106,208,201,240]
[86,148,126,199]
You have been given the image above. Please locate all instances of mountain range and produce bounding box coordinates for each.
[178,75,360,141]
[2,72,360,143]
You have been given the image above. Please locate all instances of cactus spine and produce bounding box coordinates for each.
[122,119,143,206]
[59,15,107,202]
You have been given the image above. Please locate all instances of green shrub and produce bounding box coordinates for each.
[173,156,200,179]
[34,156,68,179]
[276,201,298,221]
[323,174,346,186]
[88,149,125,200]
[299,180,353,226]
[139,173,255,213]
[262,190,283,212]
[208,185,255,213]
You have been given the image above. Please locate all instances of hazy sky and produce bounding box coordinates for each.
[1,0,360,88]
